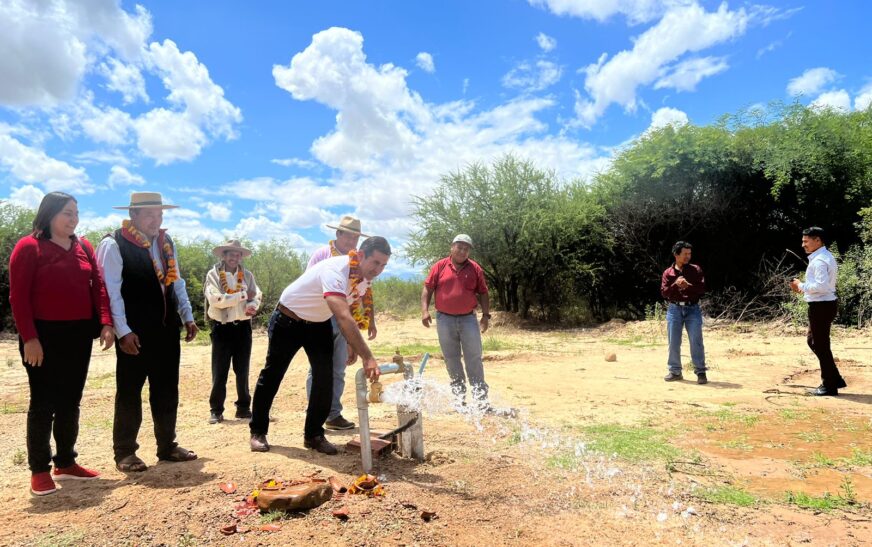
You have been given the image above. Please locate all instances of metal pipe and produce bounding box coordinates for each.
[418,352,430,376]
[355,362,402,473]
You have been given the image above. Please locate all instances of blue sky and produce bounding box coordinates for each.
[1,1,871,275]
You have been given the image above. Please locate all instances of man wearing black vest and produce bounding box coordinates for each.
[96,192,199,472]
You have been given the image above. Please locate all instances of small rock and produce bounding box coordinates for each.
[605,353,617,362]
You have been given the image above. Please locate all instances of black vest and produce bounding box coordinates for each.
[113,229,182,333]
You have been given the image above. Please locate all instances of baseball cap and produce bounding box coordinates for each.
[452,234,473,247]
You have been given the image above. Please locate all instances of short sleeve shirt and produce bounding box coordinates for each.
[424,257,488,315]
[279,255,371,322]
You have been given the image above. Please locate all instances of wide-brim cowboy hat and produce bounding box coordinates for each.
[326,215,369,237]
[212,239,252,258]
[113,191,179,210]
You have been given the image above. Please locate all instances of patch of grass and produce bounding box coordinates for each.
[784,491,850,512]
[482,335,517,351]
[177,533,198,547]
[720,402,737,407]
[86,372,115,390]
[843,448,872,467]
[580,424,680,463]
[721,437,754,452]
[6,356,15,368]
[810,452,837,468]
[778,408,811,421]
[12,449,26,466]
[705,409,760,427]
[34,531,86,547]
[189,328,212,346]
[259,510,286,524]
[604,335,657,348]
[696,485,760,507]
[0,402,26,414]
[797,431,827,443]
[84,417,113,430]
[507,428,522,446]
[371,342,441,358]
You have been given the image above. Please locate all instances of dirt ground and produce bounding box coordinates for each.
[0,315,870,546]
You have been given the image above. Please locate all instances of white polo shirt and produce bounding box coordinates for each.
[278,255,371,322]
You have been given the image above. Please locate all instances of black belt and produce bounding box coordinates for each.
[211,319,250,327]
[668,301,698,306]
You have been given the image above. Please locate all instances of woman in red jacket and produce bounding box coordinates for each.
[9,192,115,496]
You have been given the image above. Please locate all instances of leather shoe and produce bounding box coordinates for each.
[235,408,252,419]
[664,372,683,382]
[696,373,708,385]
[835,377,847,389]
[250,434,270,452]
[809,385,838,396]
[325,415,355,430]
[209,412,223,424]
[304,435,339,455]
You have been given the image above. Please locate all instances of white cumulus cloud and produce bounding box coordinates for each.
[0,0,152,107]
[528,0,687,25]
[0,133,92,194]
[536,32,557,52]
[9,185,46,210]
[810,89,851,112]
[267,27,612,249]
[655,56,729,92]
[100,58,149,104]
[107,165,145,187]
[204,201,232,221]
[648,106,689,131]
[574,3,748,127]
[786,67,840,97]
[415,52,436,73]
[855,83,872,111]
[502,60,563,92]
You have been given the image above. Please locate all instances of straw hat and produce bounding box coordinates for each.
[212,239,252,258]
[326,215,369,237]
[113,191,179,210]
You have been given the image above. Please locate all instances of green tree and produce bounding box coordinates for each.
[0,202,35,332]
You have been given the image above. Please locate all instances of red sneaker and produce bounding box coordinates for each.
[31,472,57,496]
[53,463,100,480]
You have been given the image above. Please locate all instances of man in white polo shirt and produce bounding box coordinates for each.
[248,236,390,455]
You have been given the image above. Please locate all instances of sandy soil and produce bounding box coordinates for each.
[0,315,870,546]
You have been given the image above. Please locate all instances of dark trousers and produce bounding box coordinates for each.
[250,310,333,439]
[19,320,93,473]
[209,320,253,414]
[113,325,181,461]
[807,300,844,390]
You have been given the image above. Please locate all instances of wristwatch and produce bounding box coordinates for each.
[482,313,491,319]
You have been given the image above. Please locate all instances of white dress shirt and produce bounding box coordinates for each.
[800,246,837,302]
[96,235,195,338]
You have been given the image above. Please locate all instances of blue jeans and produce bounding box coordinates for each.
[306,316,348,420]
[666,304,706,375]
[436,312,488,401]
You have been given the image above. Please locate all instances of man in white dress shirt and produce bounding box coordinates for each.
[96,192,200,472]
[790,226,846,396]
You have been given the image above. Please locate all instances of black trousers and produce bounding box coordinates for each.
[209,320,253,414]
[113,325,181,461]
[807,300,844,390]
[250,310,333,439]
[19,320,93,473]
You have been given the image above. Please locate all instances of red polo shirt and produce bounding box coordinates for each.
[424,257,488,315]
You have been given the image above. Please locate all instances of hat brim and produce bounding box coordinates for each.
[326,224,369,237]
[113,204,180,210]
[213,246,252,258]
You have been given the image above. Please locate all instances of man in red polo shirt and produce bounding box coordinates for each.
[421,234,491,408]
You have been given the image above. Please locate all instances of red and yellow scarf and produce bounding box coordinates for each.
[330,240,373,330]
[120,219,178,286]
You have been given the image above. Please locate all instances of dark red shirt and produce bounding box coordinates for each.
[660,263,705,303]
[424,257,488,315]
[9,235,112,342]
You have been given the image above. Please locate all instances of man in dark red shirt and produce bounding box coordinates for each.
[421,234,491,408]
[660,241,707,384]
